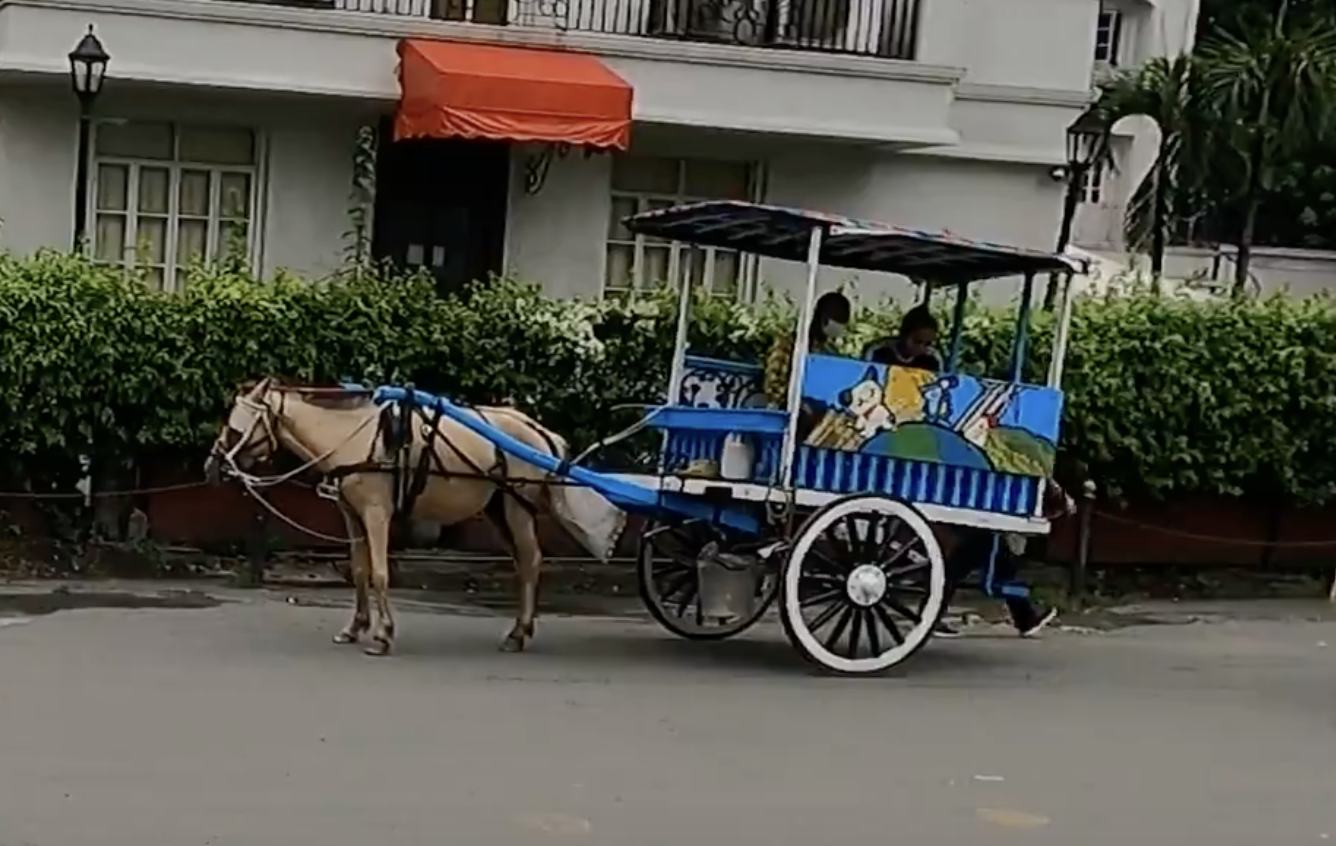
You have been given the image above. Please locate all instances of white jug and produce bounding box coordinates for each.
[719,433,754,481]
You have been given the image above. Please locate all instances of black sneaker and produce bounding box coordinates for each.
[1018,607,1059,638]
[933,620,964,638]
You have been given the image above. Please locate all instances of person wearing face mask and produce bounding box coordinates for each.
[763,291,852,415]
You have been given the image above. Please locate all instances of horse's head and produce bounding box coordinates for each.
[204,378,280,485]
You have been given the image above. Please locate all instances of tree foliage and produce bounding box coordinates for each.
[4,253,1336,506]
[1091,0,1336,286]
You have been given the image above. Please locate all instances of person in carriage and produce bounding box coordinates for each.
[865,306,1070,638]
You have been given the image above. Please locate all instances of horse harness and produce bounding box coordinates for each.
[314,390,562,526]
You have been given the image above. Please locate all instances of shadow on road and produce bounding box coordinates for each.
[0,587,222,617]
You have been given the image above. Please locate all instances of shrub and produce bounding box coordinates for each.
[1,250,1334,505]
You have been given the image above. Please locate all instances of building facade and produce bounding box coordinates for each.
[0,0,1197,304]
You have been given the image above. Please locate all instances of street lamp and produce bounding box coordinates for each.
[68,25,110,252]
[1043,113,1103,310]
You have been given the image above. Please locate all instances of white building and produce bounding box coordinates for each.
[0,0,1197,304]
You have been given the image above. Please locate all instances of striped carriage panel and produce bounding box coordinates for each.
[791,447,1039,517]
[662,430,1039,518]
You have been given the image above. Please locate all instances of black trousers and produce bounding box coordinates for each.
[942,527,1043,631]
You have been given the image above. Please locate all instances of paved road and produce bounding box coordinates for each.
[0,584,1333,846]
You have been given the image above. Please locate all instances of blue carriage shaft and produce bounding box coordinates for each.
[370,386,762,534]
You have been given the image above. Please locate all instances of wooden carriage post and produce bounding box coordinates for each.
[239,490,268,588]
[946,279,968,370]
[1071,479,1097,608]
[777,224,825,495]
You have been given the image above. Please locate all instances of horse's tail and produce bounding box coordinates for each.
[478,406,626,562]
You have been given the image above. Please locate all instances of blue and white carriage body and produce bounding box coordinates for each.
[629,354,1061,534]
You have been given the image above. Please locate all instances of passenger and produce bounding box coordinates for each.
[763,291,851,411]
[864,305,943,372]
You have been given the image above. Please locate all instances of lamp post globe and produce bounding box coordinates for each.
[68,25,110,103]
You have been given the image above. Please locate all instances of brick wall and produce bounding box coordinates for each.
[133,472,1336,567]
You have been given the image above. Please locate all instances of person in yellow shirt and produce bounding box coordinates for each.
[763,291,852,411]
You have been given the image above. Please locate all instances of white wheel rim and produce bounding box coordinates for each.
[784,497,946,673]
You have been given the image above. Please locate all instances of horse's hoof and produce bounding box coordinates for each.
[333,630,359,644]
[499,633,527,653]
[363,640,391,657]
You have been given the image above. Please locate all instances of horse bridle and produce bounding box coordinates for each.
[212,378,284,475]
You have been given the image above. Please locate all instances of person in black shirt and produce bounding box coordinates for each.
[864,305,943,372]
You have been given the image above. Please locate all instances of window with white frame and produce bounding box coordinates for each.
[91,120,260,291]
[1080,160,1106,204]
[1093,7,1123,66]
[605,155,758,300]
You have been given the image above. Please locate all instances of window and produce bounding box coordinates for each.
[1080,160,1105,204]
[1093,7,1123,66]
[91,120,259,291]
[605,155,758,300]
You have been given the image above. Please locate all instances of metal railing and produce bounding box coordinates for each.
[291,0,921,59]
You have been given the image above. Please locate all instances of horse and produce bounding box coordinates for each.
[203,378,625,657]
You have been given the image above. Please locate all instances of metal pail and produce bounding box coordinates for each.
[696,542,758,622]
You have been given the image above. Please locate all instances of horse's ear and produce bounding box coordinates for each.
[862,365,879,383]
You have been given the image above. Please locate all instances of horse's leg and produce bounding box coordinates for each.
[500,493,543,653]
[361,504,397,657]
[333,504,371,645]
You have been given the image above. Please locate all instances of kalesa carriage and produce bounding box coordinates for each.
[210,200,1082,676]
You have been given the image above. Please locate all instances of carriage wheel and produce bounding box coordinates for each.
[637,519,779,641]
[780,495,946,675]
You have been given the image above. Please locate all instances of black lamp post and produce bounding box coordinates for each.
[1043,116,1102,310]
[68,25,110,252]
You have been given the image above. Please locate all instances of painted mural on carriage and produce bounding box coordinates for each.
[800,354,1063,479]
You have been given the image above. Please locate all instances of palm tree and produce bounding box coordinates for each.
[1090,55,1212,281]
[1197,0,1336,294]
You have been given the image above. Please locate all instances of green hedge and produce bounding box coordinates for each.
[3,249,1335,504]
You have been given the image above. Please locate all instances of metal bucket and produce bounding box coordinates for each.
[696,541,759,622]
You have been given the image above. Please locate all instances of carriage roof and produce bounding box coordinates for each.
[623,200,1083,283]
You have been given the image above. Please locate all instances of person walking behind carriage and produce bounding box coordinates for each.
[864,304,1061,637]
[763,291,852,437]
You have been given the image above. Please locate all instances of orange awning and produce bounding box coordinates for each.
[395,40,633,150]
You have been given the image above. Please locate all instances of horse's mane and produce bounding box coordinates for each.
[240,377,376,411]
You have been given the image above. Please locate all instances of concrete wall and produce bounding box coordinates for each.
[502,124,1065,306]
[1148,246,1336,299]
[0,79,376,279]
[0,83,1068,308]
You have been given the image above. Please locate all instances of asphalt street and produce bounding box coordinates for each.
[0,584,1333,846]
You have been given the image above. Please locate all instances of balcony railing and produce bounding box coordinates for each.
[310,0,920,60]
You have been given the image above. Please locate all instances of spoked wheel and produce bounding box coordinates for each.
[780,495,946,675]
[637,519,780,641]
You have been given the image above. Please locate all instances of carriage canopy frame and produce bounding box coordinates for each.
[623,200,1084,284]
